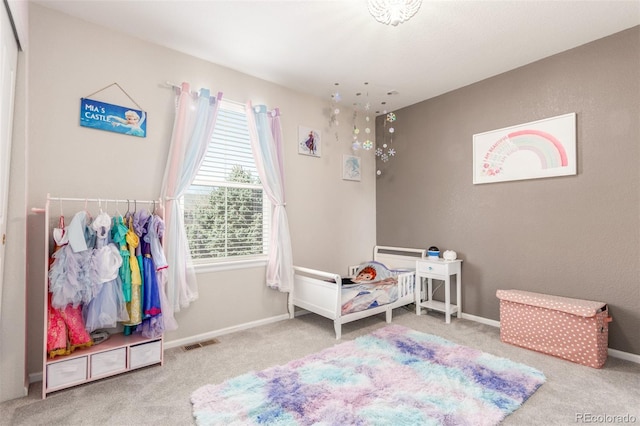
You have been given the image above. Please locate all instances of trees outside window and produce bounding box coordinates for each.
[182,100,269,262]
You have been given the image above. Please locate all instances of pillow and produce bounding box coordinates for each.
[352,261,393,283]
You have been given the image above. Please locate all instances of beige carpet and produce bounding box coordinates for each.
[2,307,639,425]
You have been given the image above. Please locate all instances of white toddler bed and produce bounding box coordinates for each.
[289,246,426,339]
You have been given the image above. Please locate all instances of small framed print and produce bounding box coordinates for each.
[298,125,321,157]
[342,155,361,181]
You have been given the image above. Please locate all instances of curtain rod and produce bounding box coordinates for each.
[164,81,199,97]
[164,81,224,104]
[163,81,277,113]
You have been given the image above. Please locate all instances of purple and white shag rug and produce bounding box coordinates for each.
[191,325,545,425]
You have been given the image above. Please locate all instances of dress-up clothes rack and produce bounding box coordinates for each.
[34,194,164,399]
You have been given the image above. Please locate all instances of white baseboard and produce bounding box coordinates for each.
[29,310,639,385]
[608,348,640,364]
[29,372,42,385]
[29,313,291,385]
[164,313,290,350]
[166,311,640,364]
[460,313,639,364]
[460,312,500,328]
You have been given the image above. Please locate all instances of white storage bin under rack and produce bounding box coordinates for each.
[38,195,164,398]
[45,334,163,396]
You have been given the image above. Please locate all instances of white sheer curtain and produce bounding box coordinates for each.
[245,103,294,292]
[161,82,222,311]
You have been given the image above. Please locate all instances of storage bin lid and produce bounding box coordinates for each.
[496,289,606,317]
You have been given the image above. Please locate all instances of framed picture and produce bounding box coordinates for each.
[342,155,361,181]
[473,113,576,184]
[298,125,321,157]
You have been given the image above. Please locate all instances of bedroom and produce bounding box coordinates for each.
[1,0,639,422]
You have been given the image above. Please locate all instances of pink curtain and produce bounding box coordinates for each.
[245,103,294,292]
[161,82,222,312]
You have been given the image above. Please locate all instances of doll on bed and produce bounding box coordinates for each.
[354,265,377,283]
[353,262,397,283]
[341,262,398,314]
[339,265,378,284]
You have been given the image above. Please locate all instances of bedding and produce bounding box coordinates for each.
[341,261,409,315]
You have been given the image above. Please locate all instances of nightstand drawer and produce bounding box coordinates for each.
[417,260,448,276]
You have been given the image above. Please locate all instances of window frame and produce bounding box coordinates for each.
[182,99,270,272]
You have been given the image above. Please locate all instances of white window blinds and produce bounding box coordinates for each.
[183,100,269,261]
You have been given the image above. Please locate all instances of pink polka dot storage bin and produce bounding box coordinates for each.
[496,289,612,368]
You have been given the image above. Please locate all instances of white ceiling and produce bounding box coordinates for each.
[34,0,640,114]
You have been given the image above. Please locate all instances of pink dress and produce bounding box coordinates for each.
[46,216,92,358]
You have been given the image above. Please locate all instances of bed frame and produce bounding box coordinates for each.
[289,246,427,339]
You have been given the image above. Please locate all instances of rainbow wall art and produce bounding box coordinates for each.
[473,113,576,184]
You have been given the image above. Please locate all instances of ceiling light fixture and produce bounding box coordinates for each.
[367,0,422,26]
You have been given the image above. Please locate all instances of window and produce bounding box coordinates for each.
[182,99,269,263]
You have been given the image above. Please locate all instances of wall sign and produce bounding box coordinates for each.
[80,98,147,138]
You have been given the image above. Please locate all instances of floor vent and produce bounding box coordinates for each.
[182,338,220,351]
[200,338,220,347]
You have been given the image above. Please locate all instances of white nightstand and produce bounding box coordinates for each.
[415,258,462,324]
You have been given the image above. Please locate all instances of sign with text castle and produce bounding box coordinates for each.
[80,98,146,138]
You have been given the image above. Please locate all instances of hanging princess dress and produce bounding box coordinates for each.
[46,215,92,358]
[137,212,164,339]
[111,215,131,303]
[47,216,71,358]
[148,212,178,332]
[83,211,129,333]
[122,215,142,333]
[49,210,96,309]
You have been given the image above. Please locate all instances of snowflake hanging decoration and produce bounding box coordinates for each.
[329,110,340,128]
[328,84,342,143]
[325,82,402,178]
[375,108,400,177]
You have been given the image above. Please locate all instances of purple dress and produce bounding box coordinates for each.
[135,209,164,338]
[141,218,162,318]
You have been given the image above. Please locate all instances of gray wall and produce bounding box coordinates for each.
[376,27,640,355]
